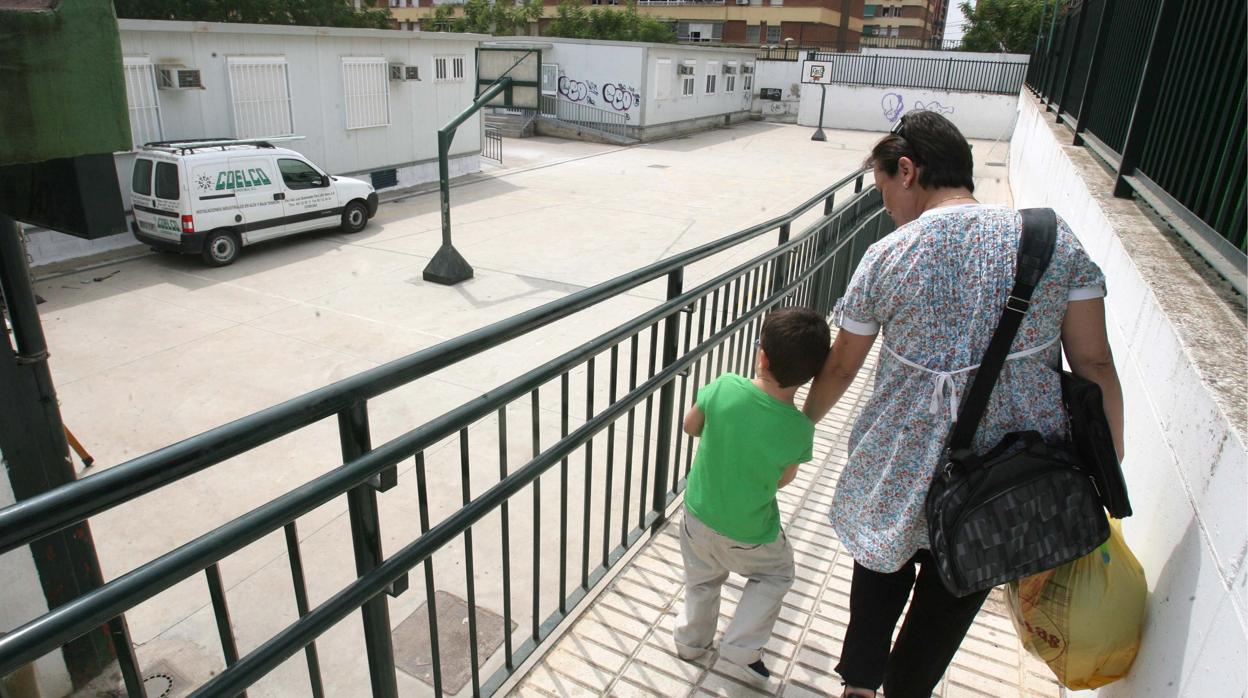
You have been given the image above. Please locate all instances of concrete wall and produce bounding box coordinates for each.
[752,60,802,122]
[0,452,75,698]
[642,45,755,127]
[1010,93,1248,697]
[797,83,1019,139]
[539,41,646,124]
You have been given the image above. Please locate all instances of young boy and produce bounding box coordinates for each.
[675,307,831,687]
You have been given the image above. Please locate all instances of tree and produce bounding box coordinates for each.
[958,0,1047,54]
[113,0,392,29]
[546,0,675,43]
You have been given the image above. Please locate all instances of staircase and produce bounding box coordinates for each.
[483,110,536,138]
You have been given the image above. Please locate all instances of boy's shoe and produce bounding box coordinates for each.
[721,658,775,689]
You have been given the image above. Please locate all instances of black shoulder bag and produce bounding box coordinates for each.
[926,208,1111,598]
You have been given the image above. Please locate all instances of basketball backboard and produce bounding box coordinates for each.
[801,60,834,85]
[476,47,542,109]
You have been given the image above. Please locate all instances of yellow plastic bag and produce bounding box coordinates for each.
[1006,519,1147,689]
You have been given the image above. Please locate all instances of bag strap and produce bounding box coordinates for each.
[947,208,1058,452]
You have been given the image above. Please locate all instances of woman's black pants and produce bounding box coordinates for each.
[834,550,990,697]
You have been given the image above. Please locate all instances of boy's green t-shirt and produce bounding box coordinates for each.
[685,373,815,544]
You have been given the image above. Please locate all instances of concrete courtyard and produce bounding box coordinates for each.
[27,121,1040,696]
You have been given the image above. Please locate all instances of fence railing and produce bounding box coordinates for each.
[539,94,630,141]
[806,52,1028,95]
[1027,0,1246,294]
[482,126,502,164]
[860,36,965,51]
[0,171,889,697]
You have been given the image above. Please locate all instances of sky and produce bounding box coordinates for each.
[944,0,972,42]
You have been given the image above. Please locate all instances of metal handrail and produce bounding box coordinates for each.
[0,168,866,557]
[0,171,883,688]
[189,210,888,698]
[538,95,629,140]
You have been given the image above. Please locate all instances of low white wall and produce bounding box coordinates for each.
[797,83,1019,140]
[1010,93,1248,697]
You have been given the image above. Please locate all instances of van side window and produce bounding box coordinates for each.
[279,159,325,190]
[154,162,180,200]
[132,159,153,196]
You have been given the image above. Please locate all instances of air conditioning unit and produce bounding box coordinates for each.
[404,65,421,81]
[678,64,696,76]
[389,63,407,81]
[741,64,755,74]
[723,64,738,74]
[156,65,203,90]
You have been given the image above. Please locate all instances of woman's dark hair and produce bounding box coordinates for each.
[865,111,975,192]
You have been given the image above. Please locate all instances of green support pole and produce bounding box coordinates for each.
[422,77,514,286]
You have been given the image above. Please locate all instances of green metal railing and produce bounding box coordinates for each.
[0,172,889,696]
[1026,0,1247,294]
[808,51,1027,96]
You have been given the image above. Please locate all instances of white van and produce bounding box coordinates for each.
[130,138,379,266]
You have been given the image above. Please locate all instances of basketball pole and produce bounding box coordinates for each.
[422,76,514,286]
[812,84,828,142]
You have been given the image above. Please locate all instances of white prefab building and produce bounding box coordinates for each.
[26,20,488,267]
[492,37,756,141]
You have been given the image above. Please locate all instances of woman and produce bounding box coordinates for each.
[803,111,1124,698]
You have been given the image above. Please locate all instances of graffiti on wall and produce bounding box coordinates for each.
[913,100,955,115]
[558,75,598,105]
[882,92,905,123]
[601,82,641,113]
[558,73,641,118]
[881,92,955,125]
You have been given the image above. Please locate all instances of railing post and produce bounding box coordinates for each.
[339,401,400,698]
[650,269,684,533]
[1112,0,1182,198]
[1072,0,1115,144]
[1054,0,1091,123]
[770,222,792,295]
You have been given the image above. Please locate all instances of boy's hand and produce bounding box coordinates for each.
[683,404,705,437]
[778,464,799,489]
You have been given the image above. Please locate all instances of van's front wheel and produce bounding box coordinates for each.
[201,230,240,266]
[341,201,369,234]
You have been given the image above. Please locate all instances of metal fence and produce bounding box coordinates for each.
[482,126,502,164]
[1027,0,1246,293]
[539,94,630,141]
[807,52,1028,95]
[0,172,889,697]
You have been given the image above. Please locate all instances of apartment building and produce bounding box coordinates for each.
[389,0,867,52]
[860,0,950,48]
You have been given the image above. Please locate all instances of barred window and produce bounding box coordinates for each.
[342,57,390,129]
[435,55,466,83]
[227,57,294,138]
[122,57,163,148]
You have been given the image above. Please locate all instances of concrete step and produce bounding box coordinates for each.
[484,112,535,138]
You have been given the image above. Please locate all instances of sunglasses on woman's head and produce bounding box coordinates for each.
[891,114,907,137]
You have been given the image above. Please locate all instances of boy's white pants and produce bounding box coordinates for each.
[674,509,795,666]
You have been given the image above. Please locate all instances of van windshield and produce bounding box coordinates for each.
[155,162,180,200]
[132,159,153,196]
